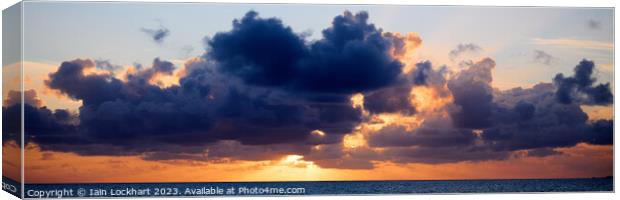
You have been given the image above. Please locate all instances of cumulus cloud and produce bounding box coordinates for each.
[356,58,613,165]
[208,10,404,93]
[4,10,613,170]
[448,58,495,129]
[35,57,360,155]
[15,11,409,162]
[553,59,613,105]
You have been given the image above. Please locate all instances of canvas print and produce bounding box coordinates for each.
[2,1,614,198]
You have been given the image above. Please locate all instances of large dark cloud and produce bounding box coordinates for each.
[35,57,362,156]
[482,81,613,151]
[208,11,404,94]
[208,11,306,86]
[20,10,407,163]
[362,58,613,164]
[294,11,403,93]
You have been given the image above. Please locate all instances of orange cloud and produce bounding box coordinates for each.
[19,142,611,183]
[389,32,423,73]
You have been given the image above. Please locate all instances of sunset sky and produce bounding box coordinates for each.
[2,2,614,183]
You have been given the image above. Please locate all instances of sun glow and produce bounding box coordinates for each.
[409,86,452,114]
[343,133,367,149]
[280,155,316,169]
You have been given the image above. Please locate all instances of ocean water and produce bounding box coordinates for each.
[22,178,613,198]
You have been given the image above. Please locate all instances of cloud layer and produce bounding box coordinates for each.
[3,10,613,170]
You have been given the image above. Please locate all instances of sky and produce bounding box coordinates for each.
[2,2,615,183]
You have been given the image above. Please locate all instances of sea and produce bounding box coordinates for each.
[15,178,614,198]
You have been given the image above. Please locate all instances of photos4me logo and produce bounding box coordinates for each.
[2,182,17,193]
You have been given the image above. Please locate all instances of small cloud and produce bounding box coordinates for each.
[95,60,123,71]
[141,24,170,44]
[458,59,474,68]
[449,43,482,61]
[587,19,601,30]
[532,50,554,65]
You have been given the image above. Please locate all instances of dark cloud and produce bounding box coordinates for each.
[207,11,306,86]
[126,58,176,83]
[533,50,554,65]
[2,105,22,145]
[3,90,45,145]
[295,11,403,93]
[412,61,432,85]
[553,59,613,105]
[208,10,404,93]
[368,124,476,148]
[483,80,612,151]
[2,100,77,147]
[586,119,613,145]
[9,10,613,169]
[32,54,362,159]
[449,43,482,60]
[141,25,170,43]
[363,82,415,115]
[363,60,448,115]
[448,58,495,129]
[384,146,510,164]
[362,58,613,164]
[3,89,42,107]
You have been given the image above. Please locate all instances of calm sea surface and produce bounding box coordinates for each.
[22,178,613,198]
